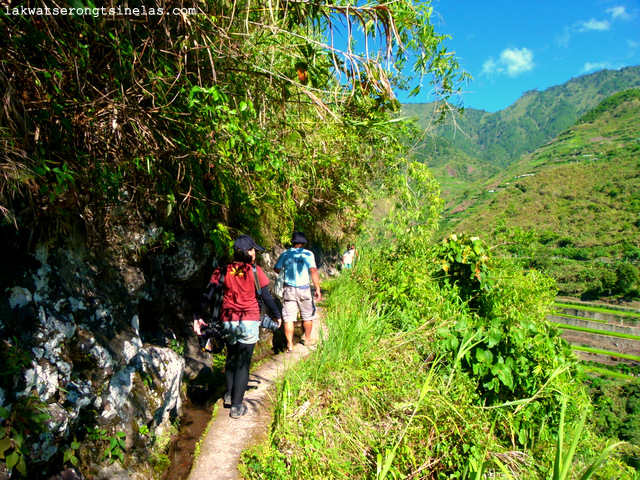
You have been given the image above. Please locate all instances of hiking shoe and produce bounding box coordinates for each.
[223,393,232,407]
[229,404,248,419]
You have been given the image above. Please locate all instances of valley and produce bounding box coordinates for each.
[405,70,640,302]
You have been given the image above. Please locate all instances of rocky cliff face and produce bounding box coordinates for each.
[0,215,341,479]
[0,221,218,480]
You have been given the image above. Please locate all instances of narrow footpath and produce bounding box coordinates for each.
[187,320,324,480]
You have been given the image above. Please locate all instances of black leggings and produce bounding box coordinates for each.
[225,342,255,406]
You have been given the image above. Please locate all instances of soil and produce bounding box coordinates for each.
[161,321,315,480]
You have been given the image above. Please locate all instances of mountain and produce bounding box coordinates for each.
[402,66,640,217]
[448,88,640,298]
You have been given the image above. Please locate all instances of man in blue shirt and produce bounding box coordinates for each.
[274,232,322,352]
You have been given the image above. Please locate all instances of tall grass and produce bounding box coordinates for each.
[239,243,635,479]
[241,271,504,478]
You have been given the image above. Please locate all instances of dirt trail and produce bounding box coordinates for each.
[187,320,323,480]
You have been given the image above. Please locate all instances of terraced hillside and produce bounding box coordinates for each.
[549,299,640,375]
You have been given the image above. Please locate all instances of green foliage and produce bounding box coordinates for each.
[591,379,640,448]
[86,426,127,465]
[168,339,185,357]
[102,431,127,465]
[86,427,107,442]
[237,154,635,479]
[63,441,81,467]
[552,397,625,480]
[615,263,640,295]
[0,396,51,477]
[241,447,289,479]
[0,339,31,390]
[0,0,468,250]
[241,250,624,479]
[436,234,492,311]
[433,259,577,415]
[355,161,443,329]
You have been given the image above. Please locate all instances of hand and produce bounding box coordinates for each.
[193,318,207,335]
[276,318,282,329]
[314,290,322,302]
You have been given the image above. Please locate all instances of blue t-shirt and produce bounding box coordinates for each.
[275,248,317,287]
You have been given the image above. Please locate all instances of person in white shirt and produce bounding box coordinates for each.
[342,245,355,269]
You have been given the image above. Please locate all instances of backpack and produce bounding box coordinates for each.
[252,266,280,330]
[196,267,227,354]
[273,268,285,299]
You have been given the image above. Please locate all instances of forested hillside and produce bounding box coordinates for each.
[452,89,640,299]
[402,66,640,213]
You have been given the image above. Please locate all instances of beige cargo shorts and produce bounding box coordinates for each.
[282,285,316,323]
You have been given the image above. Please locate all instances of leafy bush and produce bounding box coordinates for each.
[0,396,50,477]
[435,234,492,313]
[591,379,640,464]
[616,263,640,295]
[432,249,579,411]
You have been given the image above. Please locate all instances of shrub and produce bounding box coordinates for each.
[600,269,619,295]
[616,263,640,294]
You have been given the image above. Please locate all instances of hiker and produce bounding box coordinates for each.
[203,235,282,418]
[351,244,358,265]
[342,244,355,270]
[274,232,322,352]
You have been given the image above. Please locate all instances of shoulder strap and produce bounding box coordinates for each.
[252,265,265,308]
[252,265,260,295]
[220,264,226,285]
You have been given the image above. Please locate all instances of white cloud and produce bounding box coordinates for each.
[501,48,535,76]
[483,48,535,78]
[607,6,632,20]
[629,39,639,49]
[481,58,498,76]
[558,5,634,47]
[578,18,611,31]
[581,62,613,73]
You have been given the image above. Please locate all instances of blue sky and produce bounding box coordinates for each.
[397,0,640,111]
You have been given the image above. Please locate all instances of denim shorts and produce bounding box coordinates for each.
[223,319,259,344]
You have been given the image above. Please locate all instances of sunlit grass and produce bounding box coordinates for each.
[239,240,636,480]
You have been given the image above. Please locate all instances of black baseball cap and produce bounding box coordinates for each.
[233,235,265,252]
[291,232,308,244]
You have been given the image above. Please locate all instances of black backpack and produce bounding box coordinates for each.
[197,267,227,354]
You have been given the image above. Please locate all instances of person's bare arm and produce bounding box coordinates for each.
[310,267,322,301]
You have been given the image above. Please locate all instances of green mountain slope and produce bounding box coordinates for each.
[451,89,640,298]
[403,66,640,214]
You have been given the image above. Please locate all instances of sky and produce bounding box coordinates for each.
[396,0,640,112]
